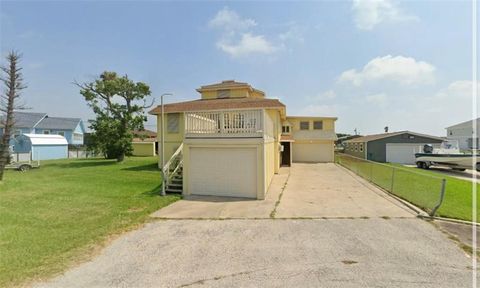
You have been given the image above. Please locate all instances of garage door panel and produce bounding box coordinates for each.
[189,147,257,198]
[292,143,333,163]
[386,143,440,164]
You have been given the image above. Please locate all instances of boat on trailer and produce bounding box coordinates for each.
[415,140,478,171]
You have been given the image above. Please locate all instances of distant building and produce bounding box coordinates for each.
[446,118,479,150]
[343,131,444,164]
[0,111,86,145]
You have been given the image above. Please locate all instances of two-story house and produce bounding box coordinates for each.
[149,80,337,199]
[446,118,479,150]
[0,111,86,146]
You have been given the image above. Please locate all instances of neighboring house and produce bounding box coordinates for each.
[13,134,68,160]
[343,131,444,164]
[0,111,86,146]
[132,129,158,156]
[149,80,337,199]
[446,118,479,150]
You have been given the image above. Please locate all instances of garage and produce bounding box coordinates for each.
[292,142,334,163]
[386,143,441,164]
[188,147,258,198]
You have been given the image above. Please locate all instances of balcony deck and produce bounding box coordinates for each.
[185,109,271,138]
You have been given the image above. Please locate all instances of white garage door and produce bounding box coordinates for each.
[189,147,257,198]
[386,143,430,164]
[292,142,333,163]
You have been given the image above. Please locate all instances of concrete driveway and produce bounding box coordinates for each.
[153,163,413,219]
[34,164,476,287]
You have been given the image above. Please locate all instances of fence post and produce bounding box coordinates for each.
[390,168,395,192]
[430,179,447,217]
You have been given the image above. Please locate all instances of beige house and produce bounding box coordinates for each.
[149,80,337,199]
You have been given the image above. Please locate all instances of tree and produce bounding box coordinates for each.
[76,72,152,162]
[0,51,26,181]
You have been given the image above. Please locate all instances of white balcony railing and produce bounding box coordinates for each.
[185,109,265,138]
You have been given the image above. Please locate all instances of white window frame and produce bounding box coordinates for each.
[300,121,309,130]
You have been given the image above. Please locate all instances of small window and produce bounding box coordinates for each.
[300,121,309,130]
[73,133,83,141]
[282,126,290,134]
[58,131,65,136]
[313,121,323,130]
[217,89,231,98]
[167,113,180,133]
[359,143,364,152]
[449,130,453,136]
[43,130,50,134]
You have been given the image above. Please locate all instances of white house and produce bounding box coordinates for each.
[446,118,480,150]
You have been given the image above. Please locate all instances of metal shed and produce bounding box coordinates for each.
[13,134,68,160]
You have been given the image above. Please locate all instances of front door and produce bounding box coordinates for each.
[281,142,291,166]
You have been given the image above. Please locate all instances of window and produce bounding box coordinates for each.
[217,89,231,98]
[313,121,323,130]
[43,130,50,134]
[57,131,65,136]
[73,133,83,142]
[14,130,21,137]
[359,143,364,152]
[300,121,309,130]
[167,113,180,133]
[354,143,358,152]
[282,126,290,134]
[449,130,453,136]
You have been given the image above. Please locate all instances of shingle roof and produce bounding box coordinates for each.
[196,80,266,95]
[344,131,444,143]
[149,97,285,114]
[0,111,47,128]
[35,116,82,130]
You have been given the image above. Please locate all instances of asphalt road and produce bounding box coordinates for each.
[35,219,475,288]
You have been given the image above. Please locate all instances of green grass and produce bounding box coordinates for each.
[336,154,479,222]
[0,157,180,287]
[389,163,479,222]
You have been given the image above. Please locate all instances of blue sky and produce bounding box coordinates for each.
[0,0,476,135]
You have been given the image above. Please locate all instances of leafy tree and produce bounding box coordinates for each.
[0,51,26,181]
[76,72,152,162]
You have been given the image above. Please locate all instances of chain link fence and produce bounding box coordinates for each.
[336,153,446,216]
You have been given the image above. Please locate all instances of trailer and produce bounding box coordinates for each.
[5,154,40,172]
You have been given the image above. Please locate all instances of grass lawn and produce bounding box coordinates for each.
[336,154,478,222]
[389,164,479,222]
[0,157,180,287]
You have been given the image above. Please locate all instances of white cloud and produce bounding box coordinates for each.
[208,7,257,32]
[216,33,277,57]
[435,80,480,100]
[338,55,435,86]
[209,7,299,57]
[352,0,418,30]
[365,93,387,105]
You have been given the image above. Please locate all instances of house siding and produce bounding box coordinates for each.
[366,134,444,162]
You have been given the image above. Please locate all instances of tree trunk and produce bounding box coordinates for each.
[117,153,125,162]
[0,53,22,181]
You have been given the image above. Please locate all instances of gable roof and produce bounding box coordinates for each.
[344,131,444,143]
[196,80,265,95]
[446,118,480,129]
[149,97,285,115]
[0,111,47,128]
[35,116,82,130]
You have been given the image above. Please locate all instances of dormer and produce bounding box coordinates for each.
[196,80,266,100]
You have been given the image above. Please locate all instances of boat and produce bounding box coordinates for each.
[414,140,478,171]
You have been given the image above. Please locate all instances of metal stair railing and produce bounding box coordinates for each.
[162,143,183,189]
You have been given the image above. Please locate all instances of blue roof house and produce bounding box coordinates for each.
[0,111,86,146]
